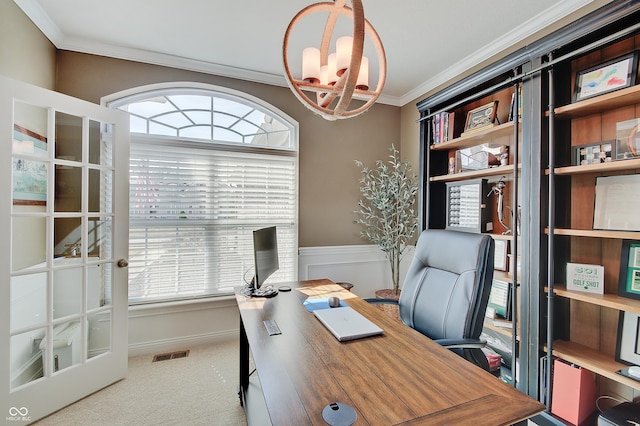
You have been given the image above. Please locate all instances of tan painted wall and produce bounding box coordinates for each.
[0,0,56,88]
[54,52,401,248]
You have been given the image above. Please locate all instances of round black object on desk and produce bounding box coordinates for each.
[322,402,357,425]
[278,285,292,292]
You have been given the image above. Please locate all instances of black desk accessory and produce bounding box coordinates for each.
[322,402,356,426]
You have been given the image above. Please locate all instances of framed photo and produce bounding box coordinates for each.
[593,175,640,232]
[573,140,616,166]
[445,179,491,233]
[494,239,508,271]
[12,124,48,206]
[574,52,639,102]
[618,240,640,299]
[463,101,498,134]
[616,118,640,160]
[615,310,640,365]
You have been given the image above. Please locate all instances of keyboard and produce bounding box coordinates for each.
[253,286,278,298]
[263,319,281,335]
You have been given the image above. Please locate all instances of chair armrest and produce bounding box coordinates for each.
[363,298,399,305]
[433,338,486,349]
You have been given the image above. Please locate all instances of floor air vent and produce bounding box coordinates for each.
[152,350,190,362]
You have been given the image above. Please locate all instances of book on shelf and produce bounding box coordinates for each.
[432,111,455,144]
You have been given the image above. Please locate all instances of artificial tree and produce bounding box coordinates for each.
[354,144,418,295]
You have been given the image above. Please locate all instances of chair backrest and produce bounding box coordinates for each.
[398,229,494,365]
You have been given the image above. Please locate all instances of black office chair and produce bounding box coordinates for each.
[367,228,495,371]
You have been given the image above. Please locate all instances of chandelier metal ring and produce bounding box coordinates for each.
[283,0,386,120]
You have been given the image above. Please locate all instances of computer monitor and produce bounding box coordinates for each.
[252,226,279,290]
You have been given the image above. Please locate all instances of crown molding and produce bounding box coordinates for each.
[399,0,600,106]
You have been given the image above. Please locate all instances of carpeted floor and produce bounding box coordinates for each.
[34,339,247,425]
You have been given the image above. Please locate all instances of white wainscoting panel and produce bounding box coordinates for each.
[298,245,415,298]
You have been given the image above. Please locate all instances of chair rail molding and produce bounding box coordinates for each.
[298,244,415,298]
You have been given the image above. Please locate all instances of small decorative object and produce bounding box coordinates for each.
[487,176,511,234]
[617,240,640,299]
[455,143,504,172]
[354,145,418,295]
[573,51,639,102]
[499,145,509,166]
[462,101,499,136]
[566,262,604,294]
[616,118,640,160]
[615,310,640,365]
[593,175,640,232]
[573,140,616,165]
[448,157,456,174]
[445,179,491,233]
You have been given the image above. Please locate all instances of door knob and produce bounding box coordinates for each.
[117,259,129,268]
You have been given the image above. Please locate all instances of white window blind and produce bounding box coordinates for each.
[128,140,297,304]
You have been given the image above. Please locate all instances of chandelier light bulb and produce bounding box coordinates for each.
[302,47,321,83]
[336,36,353,77]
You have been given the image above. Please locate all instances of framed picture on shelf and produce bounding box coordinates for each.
[593,175,640,232]
[573,140,616,166]
[574,51,639,102]
[618,240,640,299]
[615,310,640,365]
[462,101,498,136]
[494,239,508,271]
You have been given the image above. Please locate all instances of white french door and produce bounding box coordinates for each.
[0,75,130,423]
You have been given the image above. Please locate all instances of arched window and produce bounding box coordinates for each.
[106,83,298,304]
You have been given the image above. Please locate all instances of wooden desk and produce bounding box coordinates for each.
[236,279,544,425]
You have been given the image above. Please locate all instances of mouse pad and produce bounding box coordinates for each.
[303,298,347,312]
[616,367,640,382]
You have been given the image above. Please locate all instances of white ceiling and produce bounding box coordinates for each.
[15,0,608,106]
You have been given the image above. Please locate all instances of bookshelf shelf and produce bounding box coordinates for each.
[430,164,517,182]
[547,284,640,315]
[430,121,517,151]
[550,340,640,391]
[553,85,640,120]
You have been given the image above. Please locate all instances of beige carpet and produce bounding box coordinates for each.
[34,340,247,426]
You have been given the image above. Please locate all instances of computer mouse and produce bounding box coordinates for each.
[628,366,640,378]
[328,297,341,308]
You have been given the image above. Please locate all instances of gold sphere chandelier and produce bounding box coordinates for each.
[282,0,386,120]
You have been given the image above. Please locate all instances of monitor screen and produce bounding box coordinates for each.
[253,226,279,289]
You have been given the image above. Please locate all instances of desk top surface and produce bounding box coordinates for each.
[235,279,544,425]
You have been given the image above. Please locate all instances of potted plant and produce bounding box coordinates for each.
[354,144,419,296]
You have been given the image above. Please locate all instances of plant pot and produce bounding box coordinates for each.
[374,289,401,321]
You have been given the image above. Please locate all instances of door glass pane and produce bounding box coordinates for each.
[49,320,82,375]
[54,217,82,258]
[11,216,46,272]
[88,310,111,359]
[13,102,48,157]
[55,112,82,162]
[87,263,105,310]
[54,165,82,212]
[89,120,113,166]
[12,159,47,207]
[10,273,47,331]
[53,264,83,319]
[10,328,46,389]
[89,169,113,213]
[88,217,112,260]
